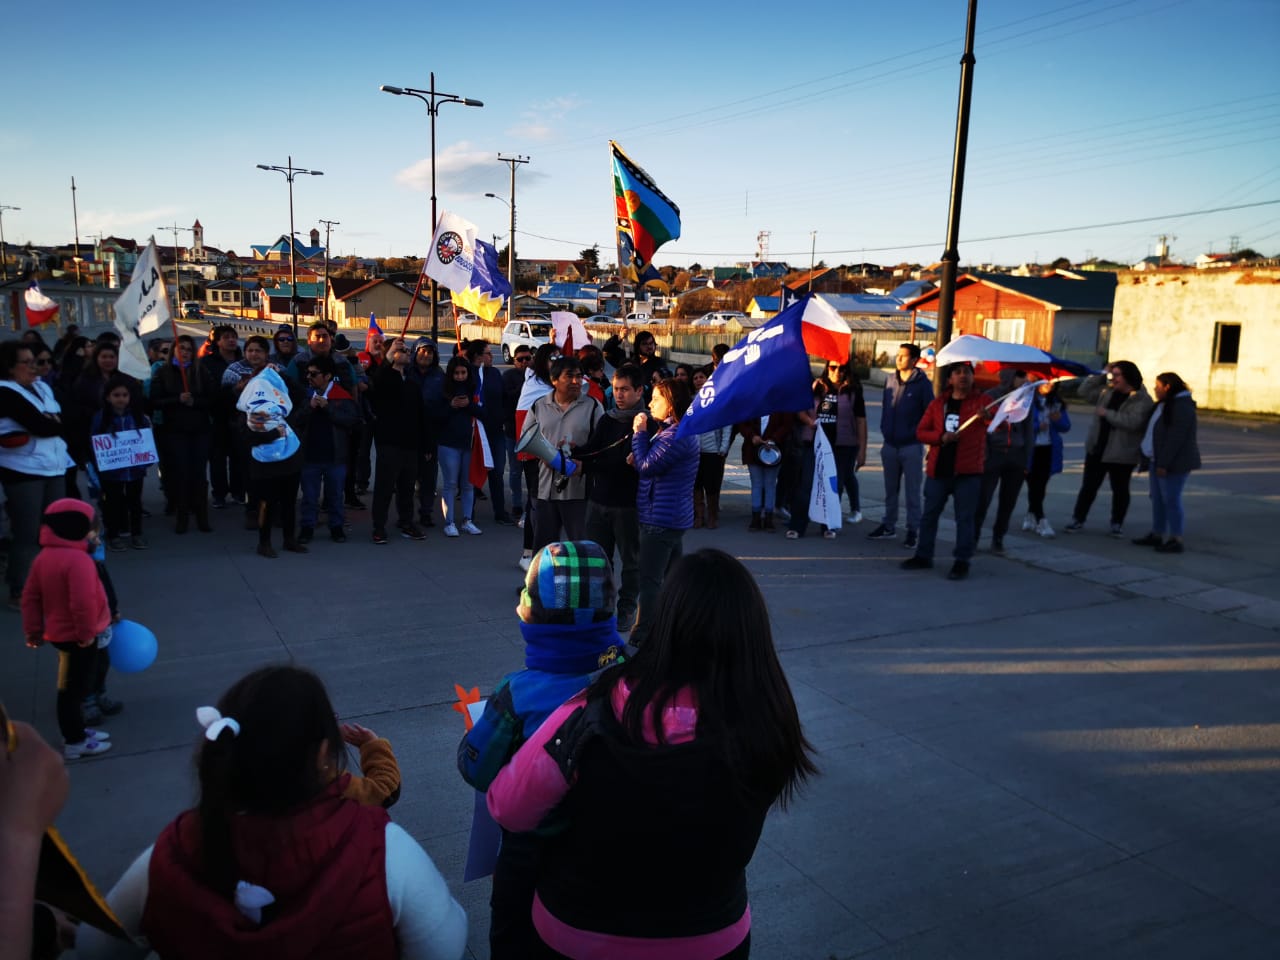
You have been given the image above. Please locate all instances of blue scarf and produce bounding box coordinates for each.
[520,618,624,674]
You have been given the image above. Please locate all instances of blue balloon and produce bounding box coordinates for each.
[109,619,157,673]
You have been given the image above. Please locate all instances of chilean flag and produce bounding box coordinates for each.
[797,295,852,364]
[469,419,494,488]
[24,282,59,326]
[368,313,383,337]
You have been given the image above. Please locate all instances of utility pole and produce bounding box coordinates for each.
[808,231,817,292]
[158,222,194,316]
[0,204,18,281]
[71,177,82,286]
[319,218,340,325]
[497,154,529,296]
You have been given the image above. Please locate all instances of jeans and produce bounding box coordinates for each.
[532,498,588,552]
[1150,471,1189,537]
[438,445,474,527]
[787,443,816,535]
[631,524,684,646]
[833,445,861,513]
[1025,445,1053,520]
[373,445,418,530]
[916,473,981,562]
[585,501,641,621]
[300,462,346,531]
[4,474,64,598]
[880,443,924,532]
[1072,452,1135,525]
[747,463,780,512]
[505,436,524,512]
[974,453,1026,542]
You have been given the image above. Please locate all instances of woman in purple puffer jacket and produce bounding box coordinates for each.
[629,376,699,647]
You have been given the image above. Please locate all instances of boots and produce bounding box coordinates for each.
[173,488,189,534]
[193,487,212,533]
[706,492,720,529]
[693,496,705,529]
[763,511,776,532]
[748,511,762,532]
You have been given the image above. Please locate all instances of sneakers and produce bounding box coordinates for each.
[901,555,933,570]
[785,529,800,540]
[64,738,113,760]
[1109,523,1125,538]
[1021,513,1037,531]
[107,537,128,552]
[461,520,483,536]
[518,551,532,571]
[400,523,428,541]
[83,728,110,741]
[131,536,149,550]
[372,528,389,545]
[1064,518,1085,532]
[904,530,918,550]
[443,523,460,538]
[823,529,838,540]
[845,511,863,524]
[296,526,314,545]
[775,507,791,522]
[1132,532,1162,547]
[1156,540,1185,553]
[1036,518,1055,539]
[211,496,228,510]
[947,560,971,581]
[866,524,896,541]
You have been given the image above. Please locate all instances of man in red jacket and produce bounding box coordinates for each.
[902,362,988,581]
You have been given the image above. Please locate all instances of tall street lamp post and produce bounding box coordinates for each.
[256,156,324,339]
[380,75,483,344]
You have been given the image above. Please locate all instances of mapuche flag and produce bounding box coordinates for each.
[611,141,680,284]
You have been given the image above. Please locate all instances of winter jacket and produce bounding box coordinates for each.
[90,408,153,482]
[433,384,477,452]
[736,413,795,467]
[0,379,72,481]
[520,392,602,500]
[21,499,111,644]
[880,367,934,447]
[502,366,528,439]
[575,404,643,509]
[296,382,360,464]
[1078,374,1155,465]
[371,364,428,452]
[1152,392,1201,474]
[472,364,505,439]
[633,420,700,529]
[1028,393,1072,475]
[141,779,398,960]
[918,390,988,477]
[149,361,216,435]
[487,682,763,958]
[285,351,356,393]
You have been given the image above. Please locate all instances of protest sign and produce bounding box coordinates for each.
[91,429,158,473]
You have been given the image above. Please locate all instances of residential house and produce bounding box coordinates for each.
[205,279,262,317]
[537,282,600,312]
[325,278,433,327]
[519,259,584,282]
[263,282,324,325]
[902,270,1117,368]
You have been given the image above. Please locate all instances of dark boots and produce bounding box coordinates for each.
[693,496,705,529]
[706,492,720,529]
[763,511,776,532]
[193,486,212,533]
[173,490,189,535]
[748,511,762,531]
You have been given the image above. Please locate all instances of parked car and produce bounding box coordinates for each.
[500,317,553,362]
[583,314,618,325]
[182,301,203,318]
[626,311,659,324]
[691,311,750,328]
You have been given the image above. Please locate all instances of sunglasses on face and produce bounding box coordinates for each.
[514,355,531,363]
[277,336,295,343]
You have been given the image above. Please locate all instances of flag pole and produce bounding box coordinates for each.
[397,268,427,341]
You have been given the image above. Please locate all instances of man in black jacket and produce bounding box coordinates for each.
[579,363,646,630]
[465,339,513,525]
[370,339,429,544]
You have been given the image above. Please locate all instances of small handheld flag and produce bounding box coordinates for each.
[368,314,383,337]
[23,282,59,326]
[987,380,1038,433]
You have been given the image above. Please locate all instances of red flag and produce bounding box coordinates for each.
[468,420,493,488]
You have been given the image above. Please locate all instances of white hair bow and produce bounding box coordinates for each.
[196,706,241,741]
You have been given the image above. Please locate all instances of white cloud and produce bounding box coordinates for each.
[508,123,554,141]
[505,95,586,142]
[79,206,180,237]
[394,141,496,194]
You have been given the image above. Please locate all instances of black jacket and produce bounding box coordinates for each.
[576,407,643,508]
[371,364,426,452]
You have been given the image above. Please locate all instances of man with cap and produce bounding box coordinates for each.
[459,540,624,958]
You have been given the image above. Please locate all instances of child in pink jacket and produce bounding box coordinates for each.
[22,498,114,760]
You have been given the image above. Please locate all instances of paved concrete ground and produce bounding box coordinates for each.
[2,401,1277,959]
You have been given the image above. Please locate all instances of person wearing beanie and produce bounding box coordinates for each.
[21,498,115,760]
[458,540,624,959]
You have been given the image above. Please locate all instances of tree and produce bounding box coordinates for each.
[689,262,703,274]
[672,270,692,292]
[578,245,600,280]
[1050,256,1073,270]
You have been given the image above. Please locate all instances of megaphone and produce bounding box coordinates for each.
[515,423,578,477]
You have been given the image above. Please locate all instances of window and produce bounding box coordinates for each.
[1213,322,1240,364]
[982,317,1025,344]
[1096,320,1111,356]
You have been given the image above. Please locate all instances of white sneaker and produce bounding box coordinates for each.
[461,520,483,536]
[518,553,532,571]
[1037,518,1056,539]
[516,516,525,529]
[443,523,459,538]
[84,728,110,741]
[64,738,113,760]
[1021,513,1037,531]
[845,511,863,524]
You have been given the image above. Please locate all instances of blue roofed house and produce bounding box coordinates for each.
[251,234,326,264]
[537,282,600,312]
[263,282,324,324]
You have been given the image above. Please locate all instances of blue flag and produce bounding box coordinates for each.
[368,314,383,336]
[675,300,815,438]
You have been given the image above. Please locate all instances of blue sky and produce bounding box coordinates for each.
[3,0,1278,270]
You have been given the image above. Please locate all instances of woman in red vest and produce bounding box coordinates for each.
[78,666,467,960]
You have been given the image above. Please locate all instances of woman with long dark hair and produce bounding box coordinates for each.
[151,335,217,533]
[817,361,868,525]
[78,665,467,960]
[514,343,556,571]
[436,355,482,538]
[1021,379,1071,538]
[1133,371,1201,553]
[487,549,818,959]
[629,376,699,646]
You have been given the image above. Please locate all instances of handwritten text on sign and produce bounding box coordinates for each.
[92,429,158,472]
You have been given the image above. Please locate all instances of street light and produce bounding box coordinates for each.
[380,74,483,343]
[0,204,18,281]
[256,156,323,338]
[484,192,515,308]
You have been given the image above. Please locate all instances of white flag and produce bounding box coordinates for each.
[423,210,478,294]
[987,380,1037,433]
[115,240,172,337]
[808,427,842,530]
